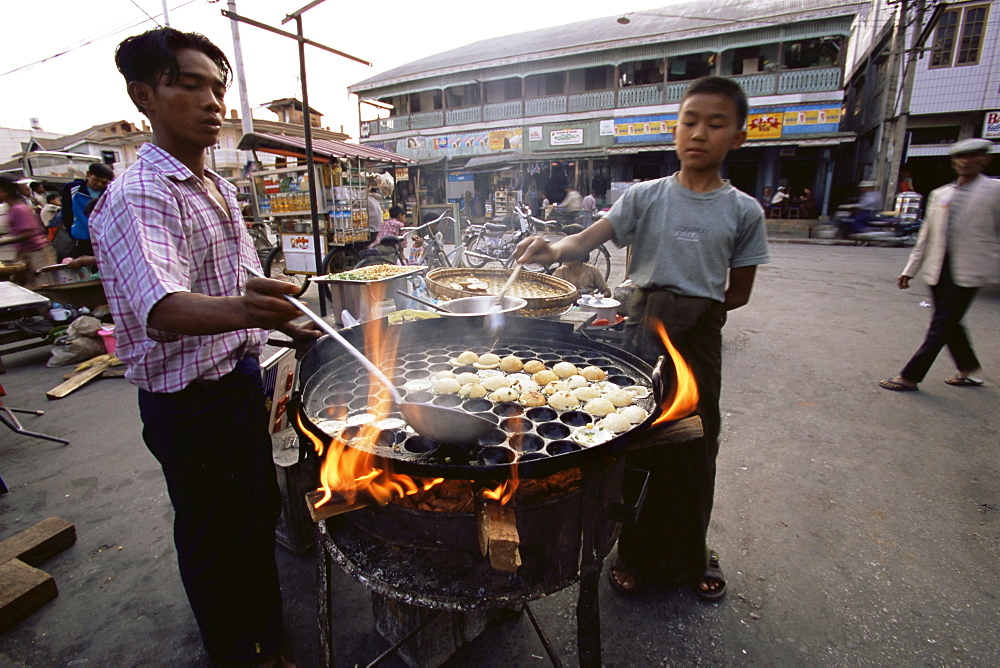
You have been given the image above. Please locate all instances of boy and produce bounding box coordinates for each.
[517,76,769,600]
[90,27,316,666]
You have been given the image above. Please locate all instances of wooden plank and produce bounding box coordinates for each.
[45,360,111,400]
[0,559,58,633]
[476,499,521,573]
[0,517,76,567]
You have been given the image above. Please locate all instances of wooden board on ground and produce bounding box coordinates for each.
[0,517,75,632]
[0,559,58,633]
[46,359,112,399]
[0,517,77,567]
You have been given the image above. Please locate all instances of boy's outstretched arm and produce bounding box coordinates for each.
[724,265,758,311]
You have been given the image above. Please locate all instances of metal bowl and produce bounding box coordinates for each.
[438,296,527,317]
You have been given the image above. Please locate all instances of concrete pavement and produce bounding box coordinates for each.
[1,243,997,666]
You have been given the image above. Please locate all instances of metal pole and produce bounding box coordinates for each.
[227,0,254,138]
[294,15,328,317]
[161,0,170,26]
[884,0,926,211]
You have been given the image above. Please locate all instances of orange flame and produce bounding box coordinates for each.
[649,318,700,425]
[481,431,521,505]
[303,287,442,511]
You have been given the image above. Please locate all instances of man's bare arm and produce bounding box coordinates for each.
[723,266,758,311]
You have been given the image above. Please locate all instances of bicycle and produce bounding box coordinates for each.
[462,205,611,280]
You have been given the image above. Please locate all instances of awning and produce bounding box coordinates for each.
[463,153,524,170]
[607,135,856,154]
[238,132,414,164]
[515,149,606,162]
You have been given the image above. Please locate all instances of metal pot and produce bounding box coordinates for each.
[439,295,527,317]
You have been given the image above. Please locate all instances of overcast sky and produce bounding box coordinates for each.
[0,0,687,139]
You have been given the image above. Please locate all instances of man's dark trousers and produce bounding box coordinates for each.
[138,357,284,663]
[901,258,980,383]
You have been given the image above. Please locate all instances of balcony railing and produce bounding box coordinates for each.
[618,84,663,107]
[569,90,615,113]
[446,106,482,125]
[484,101,523,121]
[364,67,843,136]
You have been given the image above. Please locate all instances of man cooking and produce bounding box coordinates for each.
[90,27,317,666]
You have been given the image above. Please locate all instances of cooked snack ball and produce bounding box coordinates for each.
[552,361,579,379]
[572,425,614,446]
[481,375,512,391]
[510,377,539,394]
[459,382,487,399]
[623,385,651,399]
[499,355,524,373]
[455,350,479,365]
[402,379,432,392]
[581,366,607,381]
[432,370,457,380]
[488,387,519,403]
[603,387,633,408]
[583,397,616,417]
[542,381,571,396]
[619,405,649,424]
[522,360,547,374]
[547,390,580,411]
[566,374,589,389]
[598,413,631,433]
[477,368,504,379]
[571,386,602,401]
[431,377,462,395]
[519,390,547,407]
[506,373,532,386]
[474,353,501,369]
[314,419,346,436]
[532,369,560,387]
[456,371,480,385]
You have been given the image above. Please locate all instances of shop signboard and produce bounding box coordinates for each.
[984,111,1000,139]
[599,119,615,136]
[488,128,522,151]
[613,114,677,143]
[747,112,783,139]
[529,127,543,141]
[394,167,409,182]
[448,172,474,182]
[550,128,584,146]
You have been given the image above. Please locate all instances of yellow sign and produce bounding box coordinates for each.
[614,118,677,137]
[747,113,783,139]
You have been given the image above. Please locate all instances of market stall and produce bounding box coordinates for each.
[237,132,414,293]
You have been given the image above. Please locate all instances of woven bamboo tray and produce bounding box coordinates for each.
[426,268,579,318]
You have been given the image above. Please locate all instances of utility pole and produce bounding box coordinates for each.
[227,1,254,137]
[161,0,170,26]
[222,1,371,316]
[882,0,927,210]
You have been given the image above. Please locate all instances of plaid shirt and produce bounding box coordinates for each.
[90,143,266,393]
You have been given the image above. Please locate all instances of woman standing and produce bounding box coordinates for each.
[0,176,56,288]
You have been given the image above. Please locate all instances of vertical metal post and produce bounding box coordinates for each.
[161,0,170,26]
[227,0,255,138]
[884,0,925,210]
[294,15,328,316]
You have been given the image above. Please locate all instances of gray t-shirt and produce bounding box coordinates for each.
[606,174,770,302]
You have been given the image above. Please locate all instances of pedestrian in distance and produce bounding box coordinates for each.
[879,138,1000,392]
[90,26,318,666]
[60,162,114,258]
[0,176,57,289]
[515,76,769,602]
[581,189,597,227]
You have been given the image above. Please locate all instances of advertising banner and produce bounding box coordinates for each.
[747,112,783,139]
[984,111,1000,139]
[550,128,584,145]
[488,128,522,151]
[529,126,543,141]
[613,114,678,143]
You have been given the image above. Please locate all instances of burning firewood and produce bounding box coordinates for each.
[476,498,521,573]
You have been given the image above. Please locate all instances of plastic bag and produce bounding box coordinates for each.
[47,335,105,367]
[67,315,102,337]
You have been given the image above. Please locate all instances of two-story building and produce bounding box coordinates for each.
[350,0,871,217]
[844,0,999,199]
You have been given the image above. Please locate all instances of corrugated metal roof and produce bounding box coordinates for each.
[238,132,414,164]
[349,0,867,94]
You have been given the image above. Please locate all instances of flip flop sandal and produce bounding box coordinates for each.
[945,376,984,387]
[879,378,918,392]
[695,550,727,602]
[608,559,642,595]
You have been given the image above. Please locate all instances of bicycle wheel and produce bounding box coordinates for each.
[323,247,362,274]
[263,246,310,297]
[463,234,490,268]
[585,244,612,282]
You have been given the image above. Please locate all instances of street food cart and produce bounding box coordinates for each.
[237,132,414,293]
